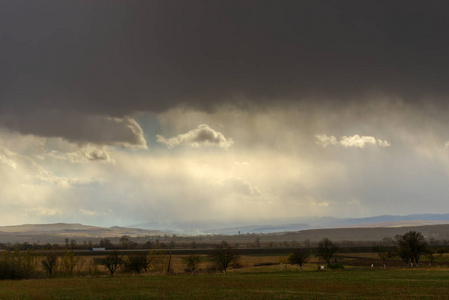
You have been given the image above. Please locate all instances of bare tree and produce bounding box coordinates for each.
[41,250,59,277]
[101,250,123,276]
[287,248,310,270]
[69,239,77,249]
[99,238,113,248]
[167,248,172,275]
[182,255,202,275]
[209,244,240,274]
[373,245,394,269]
[317,238,339,267]
[120,235,130,248]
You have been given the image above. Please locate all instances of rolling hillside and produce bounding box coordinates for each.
[0,223,170,244]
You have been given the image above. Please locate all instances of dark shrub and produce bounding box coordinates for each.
[0,260,25,280]
[328,263,344,270]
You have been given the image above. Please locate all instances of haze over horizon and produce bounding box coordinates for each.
[1,1,449,228]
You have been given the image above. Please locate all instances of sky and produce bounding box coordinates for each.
[1,1,449,227]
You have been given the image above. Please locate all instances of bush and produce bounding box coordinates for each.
[148,250,168,273]
[209,244,240,274]
[123,253,149,274]
[328,263,344,270]
[86,259,102,276]
[0,260,25,280]
[287,248,310,270]
[0,250,40,280]
[59,250,80,276]
[182,255,201,275]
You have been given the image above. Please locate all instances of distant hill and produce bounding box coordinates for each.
[0,223,170,244]
[2,213,449,244]
[264,224,449,244]
[326,214,449,227]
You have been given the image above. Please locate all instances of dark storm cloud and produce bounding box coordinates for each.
[1,1,449,121]
[0,111,147,148]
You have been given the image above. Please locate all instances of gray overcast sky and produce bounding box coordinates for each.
[1,1,449,227]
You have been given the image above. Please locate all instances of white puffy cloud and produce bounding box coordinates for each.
[316,134,391,148]
[340,135,377,148]
[157,124,233,150]
[377,139,391,147]
[315,134,338,147]
[46,146,114,163]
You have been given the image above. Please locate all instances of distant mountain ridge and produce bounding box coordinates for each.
[202,223,312,235]
[130,213,449,234]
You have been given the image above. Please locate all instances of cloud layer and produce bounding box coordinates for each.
[2,101,449,227]
[1,2,449,227]
[1,1,449,144]
[0,146,102,224]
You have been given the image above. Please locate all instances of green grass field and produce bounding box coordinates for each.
[1,269,448,299]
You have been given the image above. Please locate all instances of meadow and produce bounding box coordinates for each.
[1,268,449,299]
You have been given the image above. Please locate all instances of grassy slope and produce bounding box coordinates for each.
[1,269,449,299]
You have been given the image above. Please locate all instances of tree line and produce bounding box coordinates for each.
[0,242,241,280]
[287,231,448,270]
[1,231,447,280]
